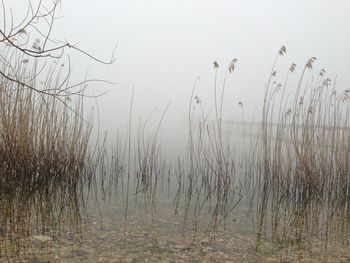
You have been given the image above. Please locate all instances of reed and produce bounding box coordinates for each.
[258,46,350,203]
[249,47,350,247]
[181,62,242,237]
[0,56,93,192]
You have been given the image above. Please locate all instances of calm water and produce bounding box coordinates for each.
[0,123,349,262]
[1,177,349,263]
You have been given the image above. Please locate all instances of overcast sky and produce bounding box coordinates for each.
[8,0,350,142]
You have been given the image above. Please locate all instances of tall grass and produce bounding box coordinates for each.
[258,46,350,203]
[2,41,349,257]
[182,63,242,237]
[248,47,350,250]
[0,57,93,192]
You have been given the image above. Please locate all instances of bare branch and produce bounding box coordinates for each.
[0,0,116,113]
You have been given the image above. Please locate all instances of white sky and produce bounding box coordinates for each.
[6,0,350,144]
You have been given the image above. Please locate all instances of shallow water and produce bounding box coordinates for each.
[0,120,349,262]
[1,180,349,263]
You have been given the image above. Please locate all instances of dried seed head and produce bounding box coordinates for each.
[32,42,41,52]
[305,57,317,70]
[272,71,277,77]
[322,78,331,87]
[228,58,238,73]
[341,96,347,102]
[213,61,219,69]
[299,96,304,105]
[18,29,27,35]
[279,45,287,56]
[194,96,201,104]
[238,101,243,107]
[308,106,313,114]
[319,68,326,77]
[285,108,292,117]
[275,84,282,92]
[289,63,296,73]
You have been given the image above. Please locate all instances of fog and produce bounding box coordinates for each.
[8,0,350,149]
